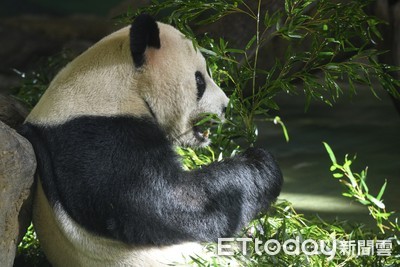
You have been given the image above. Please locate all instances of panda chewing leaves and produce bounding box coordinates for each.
[19,14,283,267]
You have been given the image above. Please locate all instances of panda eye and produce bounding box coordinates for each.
[195,71,206,100]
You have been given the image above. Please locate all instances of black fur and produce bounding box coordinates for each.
[20,116,282,245]
[195,71,206,100]
[130,14,161,68]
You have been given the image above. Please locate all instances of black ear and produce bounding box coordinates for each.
[130,14,161,68]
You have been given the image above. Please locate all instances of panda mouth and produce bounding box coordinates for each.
[191,116,220,143]
[192,125,210,142]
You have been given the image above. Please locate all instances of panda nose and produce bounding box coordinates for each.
[222,106,227,115]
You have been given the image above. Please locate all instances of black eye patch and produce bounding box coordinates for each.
[195,71,206,100]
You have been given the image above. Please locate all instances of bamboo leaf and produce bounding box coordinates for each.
[323,142,336,164]
[376,180,387,201]
[245,35,257,50]
[333,173,343,178]
[273,116,290,142]
[358,199,371,205]
[366,194,385,209]
[360,178,369,193]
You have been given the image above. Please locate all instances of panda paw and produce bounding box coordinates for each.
[242,147,283,198]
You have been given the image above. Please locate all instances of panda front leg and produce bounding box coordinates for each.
[180,148,283,240]
[121,147,283,246]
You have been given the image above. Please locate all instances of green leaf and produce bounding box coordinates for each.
[199,47,218,57]
[288,33,303,39]
[358,199,371,205]
[194,113,220,126]
[343,158,352,170]
[319,51,335,56]
[284,0,290,13]
[376,180,387,201]
[368,19,383,40]
[374,212,393,219]
[226,48,245,54]
[347,172,358,188]
[366,194,385,209]
[245,35,257,50]
[333,173,343,178]
[323,142,336,164]
[360,178,369,193]
[273,116,290,142]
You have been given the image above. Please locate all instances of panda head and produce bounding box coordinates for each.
[131,15,229,147]
[27,15,229,148]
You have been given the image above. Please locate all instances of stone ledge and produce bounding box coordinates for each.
[0,121,36,267]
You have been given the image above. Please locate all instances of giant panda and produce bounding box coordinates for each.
[20,14,283,266]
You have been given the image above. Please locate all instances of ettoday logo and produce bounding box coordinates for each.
[217,237,393,260]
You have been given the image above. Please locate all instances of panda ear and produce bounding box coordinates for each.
[130,14,161,68]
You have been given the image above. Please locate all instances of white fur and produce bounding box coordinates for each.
[34,181,210,267]
[27,26,150,125]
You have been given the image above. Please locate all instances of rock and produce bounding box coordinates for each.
[0,121,36,267]
[0,94,29,130]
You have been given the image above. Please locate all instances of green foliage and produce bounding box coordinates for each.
[238,201,398,266]
[323,142,400,234]
[17,224,40,257]
[179,200,399,266]
[119,0,400,151]
[15,224,48,267]
[177,146,216,170]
